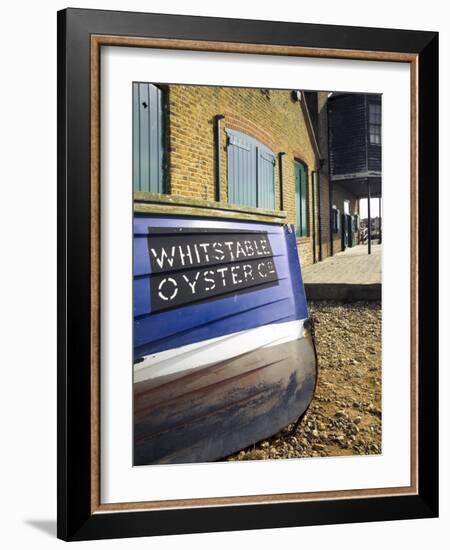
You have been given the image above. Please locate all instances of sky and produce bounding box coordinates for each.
[359,198,381,219]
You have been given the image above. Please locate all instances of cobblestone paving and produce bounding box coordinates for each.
[302,245,381,285]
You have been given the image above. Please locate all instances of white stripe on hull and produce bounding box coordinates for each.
[134,319,307,383]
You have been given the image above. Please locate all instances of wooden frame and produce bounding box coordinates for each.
[57,8,438,541]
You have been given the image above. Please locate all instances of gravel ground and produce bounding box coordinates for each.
[226,301,382,461]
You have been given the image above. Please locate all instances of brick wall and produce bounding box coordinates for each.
[157,85,360,267]
[314,92,359,258]
[166,85,319,266]
[316,92,331,262]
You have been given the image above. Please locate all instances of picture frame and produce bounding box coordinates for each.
[57,7,438,541]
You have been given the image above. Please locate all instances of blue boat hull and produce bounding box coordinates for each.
[133,215,317,464]
[134,334,316,464]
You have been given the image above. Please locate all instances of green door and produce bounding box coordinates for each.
[294,161,308,237]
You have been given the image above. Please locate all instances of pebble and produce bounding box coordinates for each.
[227,302,382,462]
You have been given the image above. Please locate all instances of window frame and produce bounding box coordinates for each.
[368,101,382,146]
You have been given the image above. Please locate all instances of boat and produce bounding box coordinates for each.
[133,214,317,465]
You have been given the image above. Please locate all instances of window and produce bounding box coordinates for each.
[294,161,308,237]
[368,102,382,145]
[133,83,166,193]
[332,205,340,233]
[343,200,350,215]
[226,129,276,209]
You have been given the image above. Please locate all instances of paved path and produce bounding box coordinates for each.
[302,244,381,301]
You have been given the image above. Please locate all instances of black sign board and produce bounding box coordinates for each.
[147,228,279,312]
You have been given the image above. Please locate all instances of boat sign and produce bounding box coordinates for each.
[148,228,279,312]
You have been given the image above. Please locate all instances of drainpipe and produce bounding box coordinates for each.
[278,152,285,210]
[311,170,316,263]
[316,169,323,261]
[367,181,372,255]
[214,114,225,202]
[379,196,382,244]
[364,97,371,255]
[329,180,334,257]
[327,101,334,257]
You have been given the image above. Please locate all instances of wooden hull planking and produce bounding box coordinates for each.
[134,334,317,465]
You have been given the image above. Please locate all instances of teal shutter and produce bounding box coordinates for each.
[257,148,276,209]
[227,130,257,207]
[300,166,308,236]
[295,164,300,235]
[226,129,275,209]
[133,83,166,193]
[295,161,308,237]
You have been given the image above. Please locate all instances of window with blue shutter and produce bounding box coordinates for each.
[294,161,309,237]
[226,129,275,209]
[133,83,166,193]
[332,205,340,233]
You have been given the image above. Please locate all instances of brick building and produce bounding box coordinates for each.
[133,84,370,268]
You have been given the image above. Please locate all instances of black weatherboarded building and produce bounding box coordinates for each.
[303,91,382,255]
[328,93,382,252]
[328,93,382,198]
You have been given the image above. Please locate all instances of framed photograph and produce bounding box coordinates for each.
[57,8,438,541]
